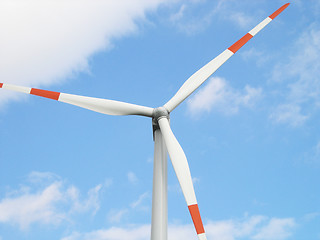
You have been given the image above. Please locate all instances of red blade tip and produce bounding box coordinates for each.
[269,3,290,20]
[30,88,60,100]
[188,204,205,235]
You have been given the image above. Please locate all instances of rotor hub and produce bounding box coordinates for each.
[152,107,169,121]
[152,107,169,139]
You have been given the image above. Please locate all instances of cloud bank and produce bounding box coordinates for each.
[0,171,103,229]
[187,77,262,116]
[62,215,296,240]
[0,0,168,105]
[0,171,297,239]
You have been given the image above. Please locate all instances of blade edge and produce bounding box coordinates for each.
[163,3,290,113]
[0,83,153,117]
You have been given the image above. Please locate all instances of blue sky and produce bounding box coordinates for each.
[0,0,320,239]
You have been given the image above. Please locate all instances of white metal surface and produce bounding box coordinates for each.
[158,117,197,206]
[158,117,208,240]
[151,130,168,240]
[0,83,154,117]
[59,93,154,116]
[2,83,31,94]
[249,17,272,36]
[164,49,234,112]
[163,4,288,113]
[198,233,207,240]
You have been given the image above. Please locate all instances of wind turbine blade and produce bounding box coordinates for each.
[164,3,290,112]
[158,117,207,240]
[0,83,153,117]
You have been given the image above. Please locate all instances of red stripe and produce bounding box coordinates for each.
[228,33,253,54]
[30,88,60,100]
[269,3,290,20]
[0,83,3,88]
[188,204,205,234]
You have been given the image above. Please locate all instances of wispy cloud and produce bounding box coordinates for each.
[241,47,271,67]
[62,215,296,240]
[108,192,150,223]
[0,172,104,229]
[270,23,320,126]
[303,212,320,222]
[0,0,170,106]
[168,1,217,35]
[187,77,262,117]
[127,171,139,184]
[252,218,296,240]
[67,184,102,215]
[169,4,186,22]
[226,10,255,29]
[130,192,149,209]
[269,104,309,127]
[169,0,256,35]
[107,209,129,224]
[302,140,320,166]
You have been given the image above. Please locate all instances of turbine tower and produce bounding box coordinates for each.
[0,3,290,240]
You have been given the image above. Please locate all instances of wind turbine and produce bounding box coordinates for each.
[0,3,290,240]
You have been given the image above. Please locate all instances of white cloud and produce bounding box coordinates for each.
[107,209,129,224]
[0,181,65,229]
[271,23,320,126]
[227,11,255,29]
[272,23,320,89]
[0,0,169,106]
[61,215,296,240]
[187,77,262,116]
[67,184,102,215]
[169,0,255,35]
[303,212,320,222]
[130,192,149,209]
[27,171,61,183]
[217,0,259,30]
[0,172,104,229]
[168,224,195,239]
[61,225,151,240]
[316,141,320,153]
[127,171,139,184]
[170,4,186,22]
[108,192,150,223]
[241,47,271,67]
[168,1,217,35]
[315,141,320,162]
[302,140,320,165]
[253,218,296,240]
[269,104,309,127]
[192,177,200,185]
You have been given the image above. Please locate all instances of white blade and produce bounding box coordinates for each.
[0,83,153,117]
[158,117,207,240]
[164,3,290,112]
